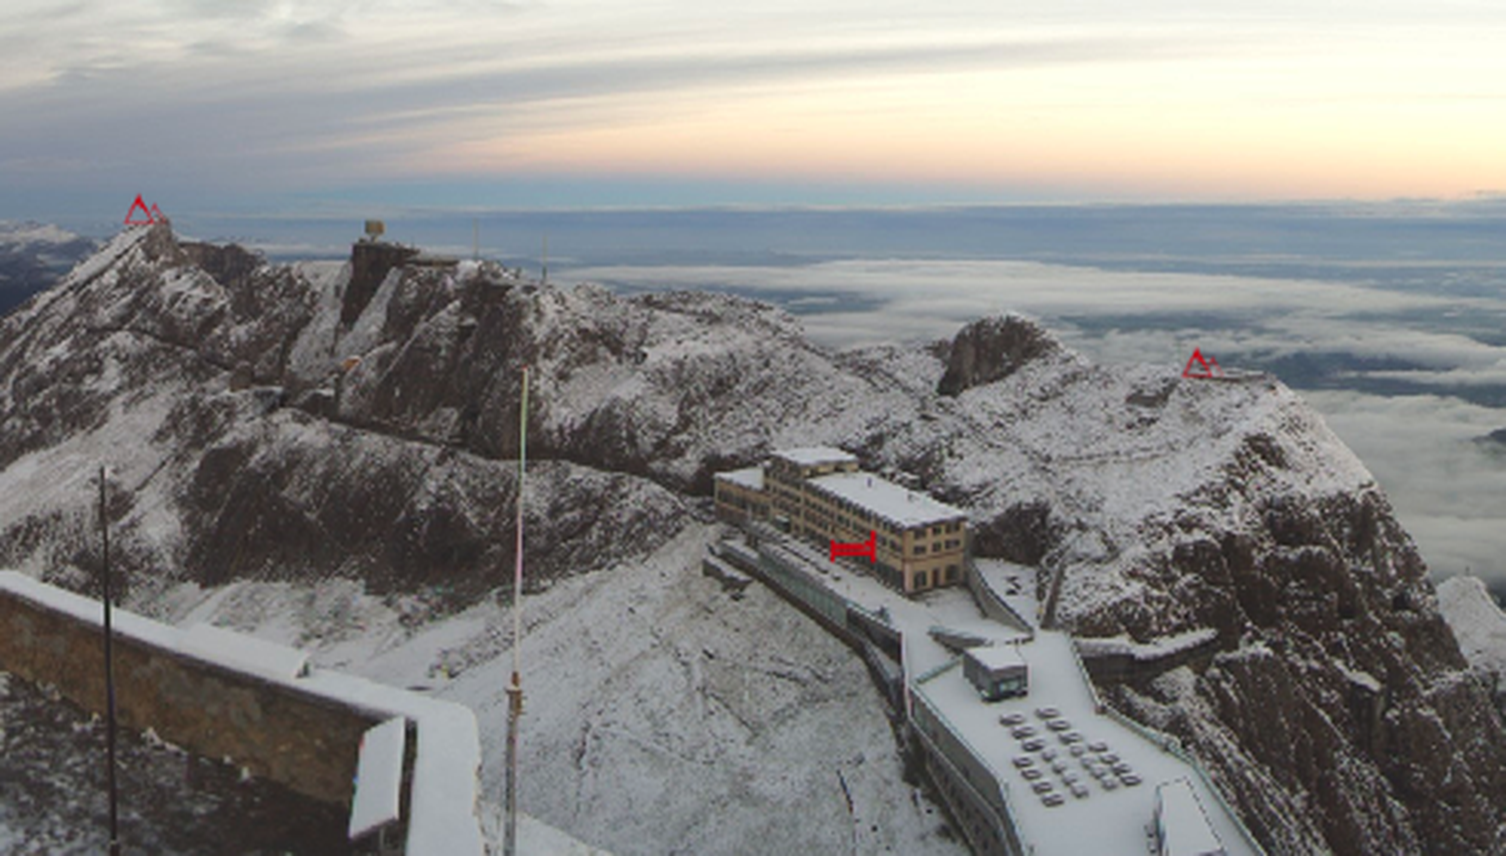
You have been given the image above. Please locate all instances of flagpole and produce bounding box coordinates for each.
[504,366,529,856]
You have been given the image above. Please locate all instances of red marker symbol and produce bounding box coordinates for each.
[831,530,877,563]
[1182,348,1223,379]
[124,194,156,226]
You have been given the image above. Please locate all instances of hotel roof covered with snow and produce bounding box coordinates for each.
[714,447,968,594]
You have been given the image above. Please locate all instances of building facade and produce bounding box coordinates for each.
[714,447,968,595]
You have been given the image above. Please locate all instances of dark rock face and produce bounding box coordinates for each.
[937,314,1058,396]
[344,241,418,324]
[1088,469,1506,855]
[970,500,1057,565]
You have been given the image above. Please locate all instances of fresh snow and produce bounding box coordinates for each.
[1075,629,1220,661]
[715,466,764,490]
[1438,575,1506,679]
[180,622,310,680]
[809,470,966,527]
[349,716,406,839]
[153,526,966,855]
[774,446,858,466]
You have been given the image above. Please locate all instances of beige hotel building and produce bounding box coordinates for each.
[714,447,969,595]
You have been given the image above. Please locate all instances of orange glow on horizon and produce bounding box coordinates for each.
[400,29,1506,202]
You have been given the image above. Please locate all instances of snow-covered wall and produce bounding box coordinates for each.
[0,572,485,855]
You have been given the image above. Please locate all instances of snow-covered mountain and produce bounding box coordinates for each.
[0,221,97,316]
[1,222,1502,854]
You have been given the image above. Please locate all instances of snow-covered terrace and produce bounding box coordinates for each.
[914,630,1258,856]
[738,540,1260,856]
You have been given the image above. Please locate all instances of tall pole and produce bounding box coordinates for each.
[504,366,529,856]
[473,218,479,261]
[99,466,121,856]
[541,235,548,286]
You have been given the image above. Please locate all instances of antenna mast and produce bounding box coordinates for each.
[504,366,530,856]
[541,235,548,286]
[99,466,121,856]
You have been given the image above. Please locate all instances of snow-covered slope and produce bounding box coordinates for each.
[161,526,961,855]
[1,223,1502,854]
[1439,575,1506,684]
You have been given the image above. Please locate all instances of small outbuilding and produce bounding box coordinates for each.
[962,644,1028,701]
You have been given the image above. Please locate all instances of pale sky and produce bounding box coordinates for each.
[4,0,1506,217]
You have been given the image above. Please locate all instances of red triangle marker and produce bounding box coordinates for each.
[1183,348,1216,379]
[124,194,155,226]
[149,203,164,221]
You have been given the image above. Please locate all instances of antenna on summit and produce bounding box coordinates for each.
[473,218,479,261]
[503,365,530,856]
[541,235,548,286]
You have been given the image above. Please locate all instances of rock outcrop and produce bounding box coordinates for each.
[936,314,1058,396]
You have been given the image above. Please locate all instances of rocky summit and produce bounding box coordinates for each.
[1,223,1502,854]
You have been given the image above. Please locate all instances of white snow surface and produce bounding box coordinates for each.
[349,716,406,839]
[715,465,763,490]
[1438,575,1506,679]
[773,446,858,466]
[155,526,966,856]
[180,622,310,680]
[1075,628,1220,661]
[810,470,966,527]
[1156,778,1226,856]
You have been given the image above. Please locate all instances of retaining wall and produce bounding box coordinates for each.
[0,572,485,855]
[0,574,370,804]
[964,559,1035,638]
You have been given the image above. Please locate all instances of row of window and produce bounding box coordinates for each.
[910,565,961,590]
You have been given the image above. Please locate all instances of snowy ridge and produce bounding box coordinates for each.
[0,227,1501,854]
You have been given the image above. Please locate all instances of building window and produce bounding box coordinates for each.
[915,571,928,588]
[946,565,958,581]
[913,545,925,556]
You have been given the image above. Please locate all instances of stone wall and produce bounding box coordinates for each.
[0,579,379,807]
